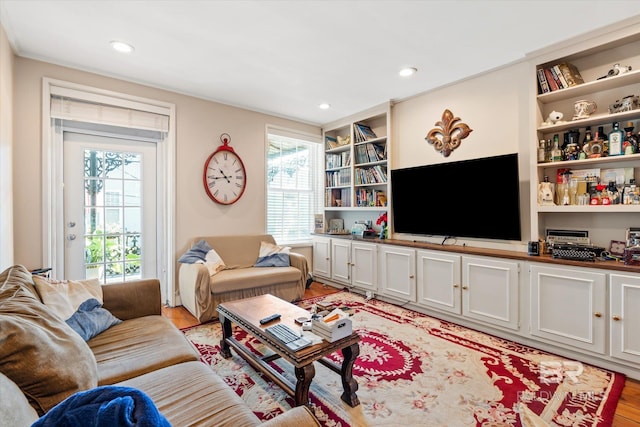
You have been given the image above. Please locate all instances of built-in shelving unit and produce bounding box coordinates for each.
[529,28,640,247]
[321,103,390,233]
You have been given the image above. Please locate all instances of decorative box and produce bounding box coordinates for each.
[311,313,352,342]
[623,246,640,266]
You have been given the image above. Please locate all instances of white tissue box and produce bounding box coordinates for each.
[311,316,352,342]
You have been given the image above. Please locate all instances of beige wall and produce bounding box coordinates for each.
[12,57,319,283]
[0,23,14,269]
[391,62,532,250]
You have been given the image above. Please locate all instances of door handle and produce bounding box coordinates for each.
[68,221,76,227]
[67,234,76,241]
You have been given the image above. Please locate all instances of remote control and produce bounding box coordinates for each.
[259,313,281,324]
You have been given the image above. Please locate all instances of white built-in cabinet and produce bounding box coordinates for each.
[415,250,519,331]
[312,236,640,379]
[312,236,377,292]
[330,239,351,284]
[311,236,331,279]
[416,250,461,314]
[378,244,416,301]
[610,273,640,364]
[461,256,520,330]
[350,241,377,292]
[529,264,606,354]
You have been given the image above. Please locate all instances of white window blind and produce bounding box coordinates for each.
[266,127,322,244]
[50,96,169,132]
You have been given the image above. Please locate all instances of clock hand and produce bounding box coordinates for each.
[219,168,231,183]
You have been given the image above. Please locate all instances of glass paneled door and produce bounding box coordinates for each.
[63,132,157,282]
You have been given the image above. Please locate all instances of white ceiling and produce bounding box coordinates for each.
[2,0,640,125]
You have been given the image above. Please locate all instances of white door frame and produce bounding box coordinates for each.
[41,78,177,305]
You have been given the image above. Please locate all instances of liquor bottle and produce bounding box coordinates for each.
[608,122,624,156]
[551,134,563,162]
[537,139,546,163]
[582,126,592,145]
[623,121,637,155]
[594,126,608,156]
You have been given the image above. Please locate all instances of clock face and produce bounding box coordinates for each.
[203,148,247,205]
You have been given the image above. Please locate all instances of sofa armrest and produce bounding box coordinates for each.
[102,279,162,320]
[260,406,321,427]
[289,252,309,282]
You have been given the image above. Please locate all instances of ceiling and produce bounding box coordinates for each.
[2,1,640,126]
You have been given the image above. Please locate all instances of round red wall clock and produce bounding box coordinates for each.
[203,134,247,205]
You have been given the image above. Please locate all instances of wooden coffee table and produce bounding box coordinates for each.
[217,293,361,407]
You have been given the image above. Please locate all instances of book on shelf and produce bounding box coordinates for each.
[537,68,550,94]
[552,65,569,89]
[354,123,378,142]
[538,63,584,93]
[557,62,584,87]
[543,68,559,91]
[548,66,565,89]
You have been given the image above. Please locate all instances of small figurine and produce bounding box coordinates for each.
[538,181,555,206]
[542,111,564,126]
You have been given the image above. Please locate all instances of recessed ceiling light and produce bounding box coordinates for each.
[110,40,134,53]
[318,103,331,110]
[399,67,417,77]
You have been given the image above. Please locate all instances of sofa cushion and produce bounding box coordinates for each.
[210,266,301,294]
[65,298,123,341]
[254,241,291,267]
[178,239,212,263]
[89,315,199,385]
[193,234,277,268]
[0,265,98,416]
[32,275,102,320]
[118,361,262,426]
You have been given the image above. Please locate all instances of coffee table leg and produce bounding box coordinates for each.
[340,343,360,407]
[219,314,232,358]
[294,363,315,407]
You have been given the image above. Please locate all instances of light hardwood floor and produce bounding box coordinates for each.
[163,282,640,426]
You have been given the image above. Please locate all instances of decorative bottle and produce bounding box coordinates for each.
[551,134,563,162]
[608,122,624,156]
[538,139,546,163]
[623,121,637,155]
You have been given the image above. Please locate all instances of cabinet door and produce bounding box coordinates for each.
[610,273,640,364]
[378,245,416,301]
[311,237,331,278]
[462,256,520,330]
[530,264,606,354]
[351,241,377,291]
[331,239,351,284]
[416,250,461,314]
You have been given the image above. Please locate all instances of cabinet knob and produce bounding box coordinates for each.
[594,312,602,318]
[409,275,415,279]
[350,263,355,266]
[462,285,469,290]
[325,257,329,261]
[612,315,622,321]
[453,284,459,288]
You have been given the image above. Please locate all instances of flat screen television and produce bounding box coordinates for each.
[390,153,522,241]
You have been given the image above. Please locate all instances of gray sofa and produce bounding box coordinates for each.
[0,264,319,426]
[178,234,309,323]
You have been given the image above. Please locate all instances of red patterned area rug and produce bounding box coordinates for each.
[182,291,624,426]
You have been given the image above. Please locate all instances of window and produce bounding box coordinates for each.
[266,127,322,244]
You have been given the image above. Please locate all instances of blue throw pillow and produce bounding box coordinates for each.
[178,239,212,263]
[254,253,290,267]
[66,298,122,341]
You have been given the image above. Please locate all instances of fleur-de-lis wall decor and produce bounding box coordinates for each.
[425,109,473,157]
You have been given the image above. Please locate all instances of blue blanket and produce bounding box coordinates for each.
[32,386,171,427]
